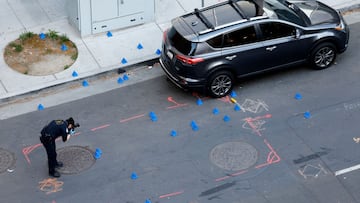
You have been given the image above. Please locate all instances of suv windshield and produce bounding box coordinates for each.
[168,27,196,55]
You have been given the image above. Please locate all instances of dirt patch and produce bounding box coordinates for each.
[28,54,74,75]
[3,32,78,76]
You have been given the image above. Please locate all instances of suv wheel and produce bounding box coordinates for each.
[310,43,337,70]
[207,71,234,98]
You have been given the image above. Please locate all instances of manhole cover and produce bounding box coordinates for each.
[57,146,95,174]
[0,148,16,174]
[210,142,258,171]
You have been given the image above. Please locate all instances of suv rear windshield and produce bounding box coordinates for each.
[168,27,196,55]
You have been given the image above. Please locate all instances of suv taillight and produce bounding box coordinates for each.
[176,54,204,65]
[163,30,167,42]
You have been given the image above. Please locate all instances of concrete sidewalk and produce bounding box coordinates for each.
[0,0,359,101]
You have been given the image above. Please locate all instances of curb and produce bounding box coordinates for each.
[0,57,160,104]
[338,4,360,13]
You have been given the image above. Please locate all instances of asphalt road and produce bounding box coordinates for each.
[0,23,360,203]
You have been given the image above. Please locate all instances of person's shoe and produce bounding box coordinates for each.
[55,161,63,168]
[49,171,61,178]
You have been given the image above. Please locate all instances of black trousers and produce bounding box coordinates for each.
[40,136,58,174]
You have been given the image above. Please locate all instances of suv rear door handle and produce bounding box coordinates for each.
[266,46,277,51]
[225,55,237,60]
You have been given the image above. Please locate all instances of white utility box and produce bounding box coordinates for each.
[67,0,155,36]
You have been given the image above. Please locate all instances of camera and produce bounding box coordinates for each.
[71,123,80,131]
[69,123,80,135]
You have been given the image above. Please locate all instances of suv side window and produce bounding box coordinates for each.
[259,22,296,40]
[207,35,223,49]
[223,26,258,47]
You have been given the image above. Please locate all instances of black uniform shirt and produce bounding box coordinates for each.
[41,120,68,142]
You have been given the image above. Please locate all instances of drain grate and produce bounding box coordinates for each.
[0,148,16,174]
[56,146,95,174]
[210,142,258,171]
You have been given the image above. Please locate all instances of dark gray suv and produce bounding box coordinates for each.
[160,0,349,97]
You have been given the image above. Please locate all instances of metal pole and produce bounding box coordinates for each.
[202,0,204,7]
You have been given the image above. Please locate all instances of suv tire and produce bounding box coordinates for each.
[207,71,234,98]
[310,42,337,70]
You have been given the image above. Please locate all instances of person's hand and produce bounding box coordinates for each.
[70,129,75,135]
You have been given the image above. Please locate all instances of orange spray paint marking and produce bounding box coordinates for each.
[243,114,272,136]
[255,139,281,169]
[192,92,201,98]
[215,176,231,182]
[22,143,42,164]
[245,114,272,122]
[166,97,188,109]
[231,170,248,176]
[91,124,111,131]
[38,178,63,194]
[264,139,280,164]
[215,170,248,182]
[192,92,210,100]
[120,114,145,123]
[218,95,231,103]
[159,190,184,199]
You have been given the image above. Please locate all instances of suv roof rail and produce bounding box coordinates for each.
[197,14,268,36]
[194,8,215,29]
[229,0,248,19]
[198,19,248,35]
[187,0,268,36]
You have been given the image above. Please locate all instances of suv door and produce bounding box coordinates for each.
[219,25,266,76]
[257,21,310,69]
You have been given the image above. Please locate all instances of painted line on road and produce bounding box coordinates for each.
[335,164,360,176]
[159,190,184,199]
[215,170,248,182]
[166,96,188,109]
[120,114,145,123]
[22,143,42,164]
[91,124,111,131]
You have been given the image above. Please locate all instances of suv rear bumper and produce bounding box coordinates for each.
[159,57,206,91]
[159,57,184,89]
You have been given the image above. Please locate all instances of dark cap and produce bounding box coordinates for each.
[66,117,75,126]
